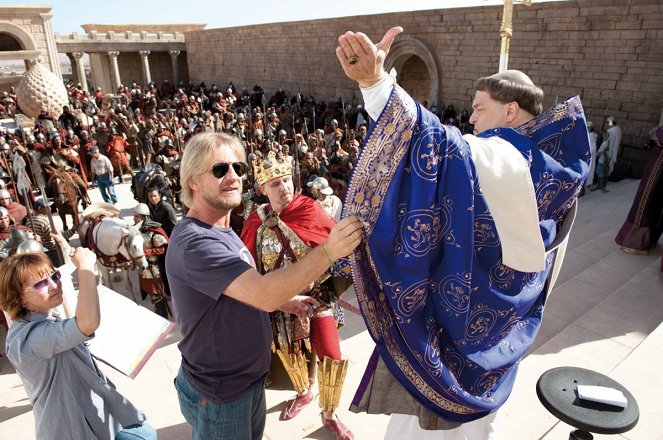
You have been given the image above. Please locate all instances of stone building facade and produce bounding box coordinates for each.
[55,24,199,93]
[184,0,663,176]
[0,5,61,89]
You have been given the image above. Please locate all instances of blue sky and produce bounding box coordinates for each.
[13,0,564,34]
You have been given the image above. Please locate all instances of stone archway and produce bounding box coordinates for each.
[0,22,37,51]
[0,32,24,51]
[385,37,439,110]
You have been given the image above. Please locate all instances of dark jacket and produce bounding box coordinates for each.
[148,200,178,237]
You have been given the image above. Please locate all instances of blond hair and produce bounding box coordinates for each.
[180,133,246,207]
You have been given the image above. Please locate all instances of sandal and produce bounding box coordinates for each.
[280,388,313,420]
[321,413,354,440]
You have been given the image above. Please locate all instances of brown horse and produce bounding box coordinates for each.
[47,169,87,231]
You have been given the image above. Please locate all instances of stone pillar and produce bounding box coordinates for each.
[108,51,121,91]
[169,50,180,85]
[71,52,88,91]
[40,13,62,79]
[139,50,152,85]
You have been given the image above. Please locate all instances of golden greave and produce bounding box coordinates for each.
[276,349,309,394]
[317,356,349,413]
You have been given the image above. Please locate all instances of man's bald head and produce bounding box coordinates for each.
[475,70,544,117]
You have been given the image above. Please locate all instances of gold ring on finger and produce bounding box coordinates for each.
[347,54,359,65]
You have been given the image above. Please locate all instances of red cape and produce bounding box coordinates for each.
[240,194,335,261]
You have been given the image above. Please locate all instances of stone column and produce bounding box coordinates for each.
[139,50,152,85]
[169,50,180,85]
[40,13,62,79]
[71,52,88,91]
[108,51,121,91]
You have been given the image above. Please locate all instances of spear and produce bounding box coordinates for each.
[292,109,301,192]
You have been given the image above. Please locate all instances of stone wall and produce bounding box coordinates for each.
[0,6,60,76]
[185,0,663,177]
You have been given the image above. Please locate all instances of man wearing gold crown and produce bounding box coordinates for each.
[241,151,355,440]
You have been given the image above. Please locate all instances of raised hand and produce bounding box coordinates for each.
[335,27,403,88]
[70,247,97,272]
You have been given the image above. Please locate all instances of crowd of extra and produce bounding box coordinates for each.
[0,79,476,205]
[0,78,477,258]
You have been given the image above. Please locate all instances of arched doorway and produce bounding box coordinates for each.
[0,32,24,51]
[394,55,430,107]
[385,37,439,111]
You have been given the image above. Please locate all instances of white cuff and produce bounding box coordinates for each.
[360,73,396,121]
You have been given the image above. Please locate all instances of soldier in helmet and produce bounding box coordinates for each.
[308,176,342,221]
[0,188,26,225]
[3,227,34,258]
[58,106,77,131]
[133,203,170,318]
[0,212,38,260]
[0,206,11,249]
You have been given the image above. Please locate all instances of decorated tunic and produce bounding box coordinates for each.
[241,194,340,347]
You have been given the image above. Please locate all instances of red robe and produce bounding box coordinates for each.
[241,194,336,262]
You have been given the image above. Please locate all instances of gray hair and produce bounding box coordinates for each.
[180,132,246,207]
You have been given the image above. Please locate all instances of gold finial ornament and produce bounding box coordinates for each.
[254,150,293,186]
[16,60,69,119]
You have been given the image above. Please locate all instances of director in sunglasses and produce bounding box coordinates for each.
[167,132,364,439]
[0,248,157,440]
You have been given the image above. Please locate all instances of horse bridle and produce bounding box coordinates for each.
[119,228,147,268]
[52,172,75,204]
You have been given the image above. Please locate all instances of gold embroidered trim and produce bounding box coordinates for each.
[346,85,478,415]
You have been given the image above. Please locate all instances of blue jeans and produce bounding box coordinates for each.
[174,367,266,440]
[96,173,118,204]
[114,422,157,439]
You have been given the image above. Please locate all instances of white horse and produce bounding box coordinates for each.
[80,216,148,303]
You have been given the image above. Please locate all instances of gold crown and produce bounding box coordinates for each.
[254,151,292,186]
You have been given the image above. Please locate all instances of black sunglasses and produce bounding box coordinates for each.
[31,270,62,291]
[210,162,247,179]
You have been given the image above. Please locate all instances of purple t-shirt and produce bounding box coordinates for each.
[166,216,271,403]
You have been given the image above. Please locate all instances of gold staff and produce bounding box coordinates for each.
[499,0,532,72]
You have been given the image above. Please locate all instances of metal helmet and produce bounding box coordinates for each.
[16,239,45,255]
[4,228,31,251]
[134,203,150,216]
[0,188,10,199]
[0,206,8,217]
[308,176,333,195]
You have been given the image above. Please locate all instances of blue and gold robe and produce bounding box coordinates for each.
[346,84,591,422]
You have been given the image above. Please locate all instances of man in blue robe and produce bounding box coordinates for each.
[335,27,591,438]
